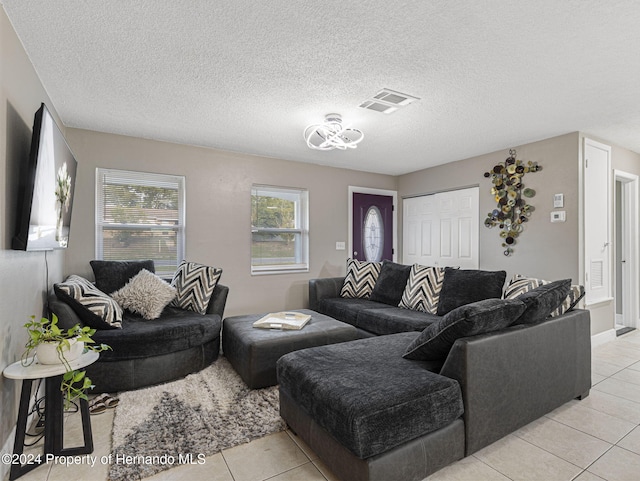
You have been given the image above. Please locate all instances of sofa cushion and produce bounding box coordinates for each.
[111,269,176,320]
[405,298,526,361]
[277,333,463,459]
[317,298,391,326]
[91,307,221,361]
[170,260,222,314]
[369,260,412,306]
[54,275,123,330]
[399,264,446,314]
[340,259,382,299]
[90,259,155,295]
[437,268,506,316]
[504,274,585,317]
[356,307,439,336]
[511,279,571,325]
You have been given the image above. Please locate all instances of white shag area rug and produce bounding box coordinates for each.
[109,357,285,481]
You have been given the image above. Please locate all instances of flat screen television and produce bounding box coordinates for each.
[12,103,77,251]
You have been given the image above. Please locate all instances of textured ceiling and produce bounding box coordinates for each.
[3,0,640,175]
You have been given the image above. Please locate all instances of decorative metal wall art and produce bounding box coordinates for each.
[483,149,541,256]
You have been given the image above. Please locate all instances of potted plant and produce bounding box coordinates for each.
[22,314,111,407]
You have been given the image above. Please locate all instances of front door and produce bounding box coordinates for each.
[352,193,393,261]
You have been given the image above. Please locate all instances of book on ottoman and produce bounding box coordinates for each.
[253,311,311,330]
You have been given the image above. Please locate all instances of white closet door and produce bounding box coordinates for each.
[403,187,479,268]
[584,138,612,304]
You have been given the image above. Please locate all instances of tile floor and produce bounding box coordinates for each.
[6,329,640,481]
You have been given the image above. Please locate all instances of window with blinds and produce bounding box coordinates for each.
[251,184,309,274]
[96,169,185,277]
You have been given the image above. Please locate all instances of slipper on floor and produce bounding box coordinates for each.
[89,399,107,415]
[89,393,119,414]
[104,395,119,408]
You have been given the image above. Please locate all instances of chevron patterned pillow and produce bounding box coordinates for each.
[340,259,382,299]
[503,274,585,317]
[54,275,123,329]
[554,284,585,316]
[170,261,222,314]
[399,264,446,314]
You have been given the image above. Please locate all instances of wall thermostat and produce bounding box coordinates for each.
[553,193,564,208]
[550,211,566,222]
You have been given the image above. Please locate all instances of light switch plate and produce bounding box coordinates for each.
[550,211,566,222]
[336,241,346,250]
[553,193,564,208]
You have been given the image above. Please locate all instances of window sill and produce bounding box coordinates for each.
[251,266,309,276]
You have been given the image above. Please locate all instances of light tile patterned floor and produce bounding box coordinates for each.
[7,330,640,481]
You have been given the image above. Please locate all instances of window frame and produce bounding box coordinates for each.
[95,168,186,277]
[251,184,309,275]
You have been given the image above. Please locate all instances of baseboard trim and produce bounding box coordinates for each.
[591,329,616,347]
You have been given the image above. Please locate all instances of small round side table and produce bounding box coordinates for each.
[3,350,99,480]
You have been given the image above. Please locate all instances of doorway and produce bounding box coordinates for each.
[348,187,397,262]
[614,170,639,334]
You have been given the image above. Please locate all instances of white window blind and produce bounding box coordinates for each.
[251,185,309,274]
[96,169,185,277]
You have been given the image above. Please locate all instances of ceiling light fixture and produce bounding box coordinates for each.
[304,114,364,151]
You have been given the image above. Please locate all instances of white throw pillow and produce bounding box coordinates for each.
[112,269,176,320]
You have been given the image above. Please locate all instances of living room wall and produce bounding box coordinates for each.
[0,8,66,472]
[397,133,588,324]
[63,128,397,317]
[399,132,640,336]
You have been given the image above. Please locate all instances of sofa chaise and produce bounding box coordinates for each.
[278,261,591,481]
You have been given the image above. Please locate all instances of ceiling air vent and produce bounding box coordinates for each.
[359,88,420,114]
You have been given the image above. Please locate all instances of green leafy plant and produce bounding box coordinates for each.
[22,314,111,407]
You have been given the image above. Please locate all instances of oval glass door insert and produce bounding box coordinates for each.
[364,206,384,261]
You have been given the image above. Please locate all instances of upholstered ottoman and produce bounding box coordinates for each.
[277,333,466,481]
[222,309,359,388]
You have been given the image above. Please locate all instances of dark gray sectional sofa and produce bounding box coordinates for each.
[278,272,592,481]
[310,276,437,336]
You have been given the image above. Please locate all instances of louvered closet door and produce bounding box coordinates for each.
[584,138,612,304]
[403,187,479,269]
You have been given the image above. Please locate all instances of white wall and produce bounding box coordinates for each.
[0,7,66,471]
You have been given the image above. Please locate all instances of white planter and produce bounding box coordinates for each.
[35,338,84,365]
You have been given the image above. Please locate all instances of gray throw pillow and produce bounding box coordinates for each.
[503,274,584,318]
[404,298,526,361]
[111,269,176,320]
[369,260,412,306]
[436,268,506,316]
[510,279,571,325]
[90,259,155,294]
